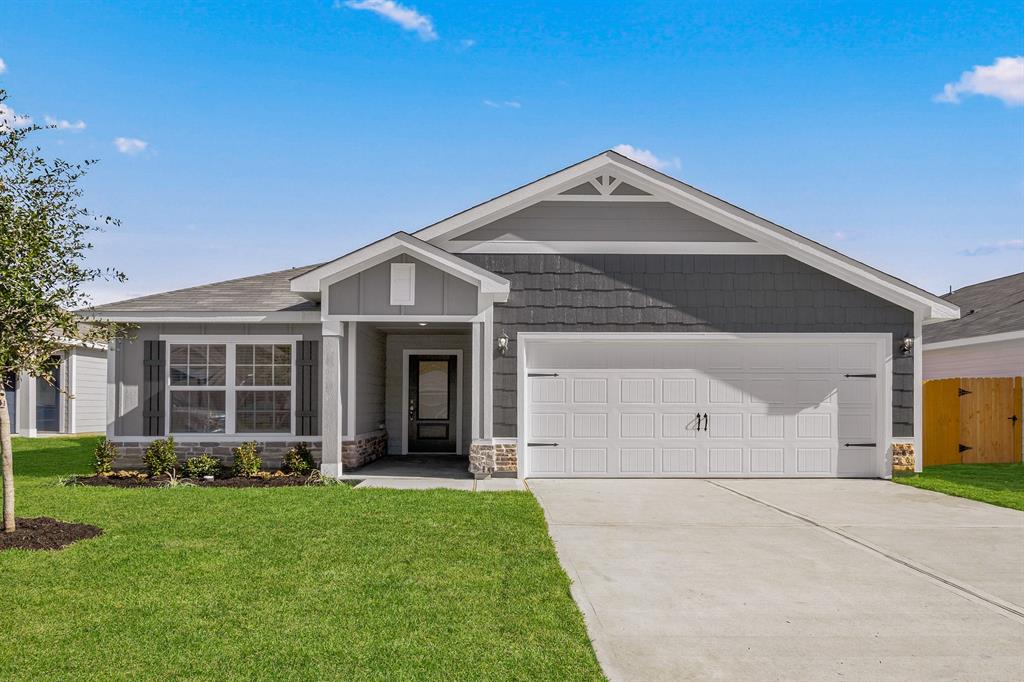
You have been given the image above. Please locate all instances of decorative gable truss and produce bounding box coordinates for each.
[555,173,654,199]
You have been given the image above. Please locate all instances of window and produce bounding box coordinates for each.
[165,340,294,435]
[169,344,226,433]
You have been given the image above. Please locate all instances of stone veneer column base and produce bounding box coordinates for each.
[469,439,518,479]
[341,430,388,470]
[109,440,323,471]
[891,443,915,473]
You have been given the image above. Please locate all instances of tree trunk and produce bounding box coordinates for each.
[0,385,14,532]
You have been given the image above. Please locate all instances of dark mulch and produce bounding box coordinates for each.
[0,517,103,551]
[75,475,359,488]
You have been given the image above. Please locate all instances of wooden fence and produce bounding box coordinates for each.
[923,377,1022,466]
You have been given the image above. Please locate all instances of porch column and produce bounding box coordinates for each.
[21,371,36,437]
[320,322,345,477]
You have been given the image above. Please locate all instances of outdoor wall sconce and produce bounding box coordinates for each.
[899,336,914,355]
[497,331,510,356]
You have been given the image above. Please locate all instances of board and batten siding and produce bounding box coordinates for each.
[924,338,1024,380]
[70,347,108,433]
[110,322,323,438]
[459,253,916,438]
[355,323,386,434]
[327,254,478,316]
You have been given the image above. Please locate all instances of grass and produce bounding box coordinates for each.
[0,436,604,681]
[893,462,1024,511]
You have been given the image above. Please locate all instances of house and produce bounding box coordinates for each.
[923,272,1024,381]
[84,151,959,478]
[4,341,108,437]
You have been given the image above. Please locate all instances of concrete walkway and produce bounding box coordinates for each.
[530,479,1024,682]
[343,456,524,491]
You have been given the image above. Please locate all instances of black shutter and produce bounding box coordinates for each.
[295,340,319,436]
[142,340,165,436]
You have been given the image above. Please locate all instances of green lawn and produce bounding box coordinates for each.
[0,436,604,681]
[893,463,1024,511]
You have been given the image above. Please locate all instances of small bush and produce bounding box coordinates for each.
[92,438,117,475]
[143,437,178,477]
[283,442,315,475]
[183,454,221,479]
[232,441,262,477]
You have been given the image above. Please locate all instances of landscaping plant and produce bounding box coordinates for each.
[231,441,261,477]
[283,442,315,475]
[143,438,178,478]
[92,438,117,475]
[183,454,221,479]
[0,88,128,532]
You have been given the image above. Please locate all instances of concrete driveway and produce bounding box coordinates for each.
[529,479,1024,682]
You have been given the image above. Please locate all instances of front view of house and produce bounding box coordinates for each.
[88,151,958,478]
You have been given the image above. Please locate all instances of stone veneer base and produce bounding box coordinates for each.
[891,442,915,473]
[110,440,322,470]
[340,430,388,469]
[469,439,518,479]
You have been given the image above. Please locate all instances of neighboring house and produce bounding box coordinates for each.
[4,342,109,436]
[923,272,1024,380]
[84,151,958,478]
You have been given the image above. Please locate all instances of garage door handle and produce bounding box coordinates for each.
[528,442,559,447]
[844,442,877,447]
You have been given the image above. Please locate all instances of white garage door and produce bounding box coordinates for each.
[523,337,884,478]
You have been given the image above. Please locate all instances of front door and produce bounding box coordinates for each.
[36,359,61,432]
[407,354,458,454]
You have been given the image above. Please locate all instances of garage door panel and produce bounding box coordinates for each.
[532,447,566,473]
[708,413,744,439]
[662,448,697,473]
[750,448,785,473]
[797,447,832,473]
[620,448,655,474]
[620,413,655,438]
[661,378,697,404]
[573,413,608,438]
[572,378,607,403]
[662,412,698,439]
[708,447,744,473]
[796,412,833,439]
[709,379,744,404]
[572,448,608,474]
[750,413,785,439]
[619,378,655,403]
[838,344,876,372]
[532,377,566,403]
[531,413,566,438]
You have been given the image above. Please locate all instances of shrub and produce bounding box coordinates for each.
[283,442,315,475]
[232,441,262,477]
[183,454,221,479]
[143,437,178,477]
[92,437,117,475]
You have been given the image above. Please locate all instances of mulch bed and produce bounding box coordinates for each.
[75,475,359,488]
[0,517,103,551]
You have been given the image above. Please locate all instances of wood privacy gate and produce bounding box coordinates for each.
[923,377,1022,466]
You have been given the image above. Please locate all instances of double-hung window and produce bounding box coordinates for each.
[165,338,296,436]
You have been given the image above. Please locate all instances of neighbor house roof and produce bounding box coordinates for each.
[83,263,324,319]
[923,272,1024,346]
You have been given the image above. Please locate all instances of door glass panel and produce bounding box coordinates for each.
[418,360,449,420]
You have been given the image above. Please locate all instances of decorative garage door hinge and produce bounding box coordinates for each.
[958,388,972,397]
[528,373,559,377]
[843,373,876,378]
[528,442,559,447]
[958,443,973,453]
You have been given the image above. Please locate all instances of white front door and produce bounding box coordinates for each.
[523,337,885,478]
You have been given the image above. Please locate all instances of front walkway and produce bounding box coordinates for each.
[531,478,1024,682]
[342,455,524,491]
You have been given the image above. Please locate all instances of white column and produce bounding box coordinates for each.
[471,321,482,440]
[105,341,118,439]
[22,371,37,437]
[913,314,924,473]
[321,322,345,477]
[483,307,494,439]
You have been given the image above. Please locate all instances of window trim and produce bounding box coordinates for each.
[160,335,301,437]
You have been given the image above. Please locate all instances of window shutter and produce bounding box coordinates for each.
[295,340,319,436]
[390,262,416,306]
[142,340,165,436]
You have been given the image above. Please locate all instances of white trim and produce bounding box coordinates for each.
[471,322,481,440]
[483,307,494,439]
[115,435,323,444]
[413,152,957,321]
[913,313,924,473]
[67,351,77,434]
[325,315,483,323]
[517,332,892,479]
[105,342,117,439]
[162,336,299,439]
[401,349,463,455]
[85,311,321,323]
[290,232,511,298]
[442,241,776,255]
[346,323,356,439]
[923,330,1024,351]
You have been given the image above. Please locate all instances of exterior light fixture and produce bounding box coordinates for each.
[497,331,510,356]
[418,322,428,327]
[899,336,914,355]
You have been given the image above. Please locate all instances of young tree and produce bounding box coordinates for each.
[0,89,127,532]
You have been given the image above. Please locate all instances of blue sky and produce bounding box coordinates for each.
[2,0,1021,304]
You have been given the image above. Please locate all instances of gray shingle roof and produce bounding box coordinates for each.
[923,272,1024,344]
[85,263,324,313]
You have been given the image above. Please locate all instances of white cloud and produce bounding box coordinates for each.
[934,56,1024,106]
[342,0,437,41]
[113,137,147,155]
[459,38,476,49]
[959,239,1024,256]
[0,58,6,74]
[611,144,680,172]
[0,102,32,131]
[44,115,86,131]
[483,99,521,109]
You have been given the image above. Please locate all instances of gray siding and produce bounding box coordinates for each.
[385,333,472,454]
[327,255,478,316]
[112,323,323,437]
[460,254,915,438]
[453,201,753,243]
[355,323,386,434]
[70,347,107,433]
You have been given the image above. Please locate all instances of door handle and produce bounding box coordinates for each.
[408,399,415,418]
[703,413,709,432]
